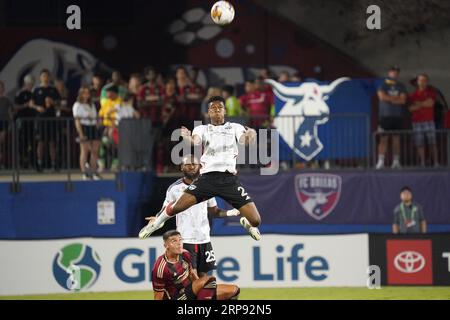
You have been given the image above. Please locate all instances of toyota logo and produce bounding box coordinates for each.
[394,251,426,273]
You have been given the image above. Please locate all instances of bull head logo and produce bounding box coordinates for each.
[265,78,349,161]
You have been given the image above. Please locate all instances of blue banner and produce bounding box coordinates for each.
[268,78,378,161]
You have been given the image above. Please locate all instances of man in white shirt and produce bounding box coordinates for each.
[140,96,261,241]
[145,155,240,277]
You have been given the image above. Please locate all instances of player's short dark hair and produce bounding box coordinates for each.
[163,230,181,241]
[222,85,234,95]
[207,95,225,106]
[400,186,412,193]
[40,68,50,75]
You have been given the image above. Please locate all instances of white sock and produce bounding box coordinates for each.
[393,155,400,162]
[378,155,385,163]
[153,210,171,226]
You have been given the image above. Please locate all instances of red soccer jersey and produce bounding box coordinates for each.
[409,87,436,123]
[239,91,271,117]
[151,250,193,300]
[138,83,164,103]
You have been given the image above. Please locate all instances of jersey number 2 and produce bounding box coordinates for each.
[237,187,250,200]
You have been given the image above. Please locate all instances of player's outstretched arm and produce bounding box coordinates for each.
[181,126,201,145]
[239,126,257,145]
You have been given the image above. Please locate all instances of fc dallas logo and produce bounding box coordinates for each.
[295,174,342,220]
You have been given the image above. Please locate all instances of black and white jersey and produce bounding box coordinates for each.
[192,122,246,175]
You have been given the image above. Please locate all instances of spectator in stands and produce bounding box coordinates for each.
[73,86,101,180]
[100,85,122,131]
[90,74,104,110]
[14,75,37,169]
[408,74,439,167]
[376,65,408,169]
[392,186,427,234]
[101,70,127,99]
[0,81,13,168]
[99,85,122,171]
[54,79,71,117]
[161,78,180,118]
[14,74,35,111]
[115,93,140,126]
[128,73,142,98]
[188,66,203,90]
[175,66,204,119]
[222,85,243,118]
[239,79,271,128]
[32,69,61,111]
[36,96,57,172]
[138,67,164,121]
[278,71,290,83]
[410,75,449,129]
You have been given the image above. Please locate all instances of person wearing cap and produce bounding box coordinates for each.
[392,186,427,234]
[376,65,408,169]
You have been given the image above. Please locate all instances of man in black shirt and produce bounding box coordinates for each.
[32,69,61,109]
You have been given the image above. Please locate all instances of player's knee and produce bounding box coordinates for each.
[250,215,261,227]
[230,285,240,300]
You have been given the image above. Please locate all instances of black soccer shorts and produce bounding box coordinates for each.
[184,242,217,274]
[184,171,253,210]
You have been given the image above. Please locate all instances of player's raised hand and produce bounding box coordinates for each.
[180,126,191,137]
[244,126,257,143]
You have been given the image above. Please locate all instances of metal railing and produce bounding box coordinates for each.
[373,129,450,169]
[1,115,449,192]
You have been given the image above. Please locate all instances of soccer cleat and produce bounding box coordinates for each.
[138,204,172,239]
[240,217,261,241]
[139,220,164,239]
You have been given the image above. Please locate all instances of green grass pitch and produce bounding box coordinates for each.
[1,287,449,300]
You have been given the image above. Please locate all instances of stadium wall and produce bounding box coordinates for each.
[0,234,369,295]
[0,172,154,239]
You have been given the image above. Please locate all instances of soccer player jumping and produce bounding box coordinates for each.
[139,95,262,240]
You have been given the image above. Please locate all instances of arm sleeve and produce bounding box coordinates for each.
[163,187,175,207]
[207,197,217,207]
[72,102,81,118]
[376,81,386,93]
[393,206,400,225]
[151,263,166,292]
[192,125,204,143]
[418,205,426,222]
[234,123,246,142]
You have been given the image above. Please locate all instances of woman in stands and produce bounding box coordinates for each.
[73,86,102,180]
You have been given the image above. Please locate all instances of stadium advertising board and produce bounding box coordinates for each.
[0,234,368,295]
[369,234,450,286]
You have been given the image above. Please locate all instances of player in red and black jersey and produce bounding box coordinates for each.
[151,230,240,300]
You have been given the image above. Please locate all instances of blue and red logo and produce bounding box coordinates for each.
[295,174,342,220]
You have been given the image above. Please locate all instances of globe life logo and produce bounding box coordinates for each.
[53,243,101,291]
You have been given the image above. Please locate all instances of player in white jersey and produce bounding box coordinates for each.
[145,154,241,276]
[140,96,261,241]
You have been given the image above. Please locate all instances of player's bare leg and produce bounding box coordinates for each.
[192,276,218,300]
[217,284,240,300]
[139,192,198,239]
[238,202,262,241]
